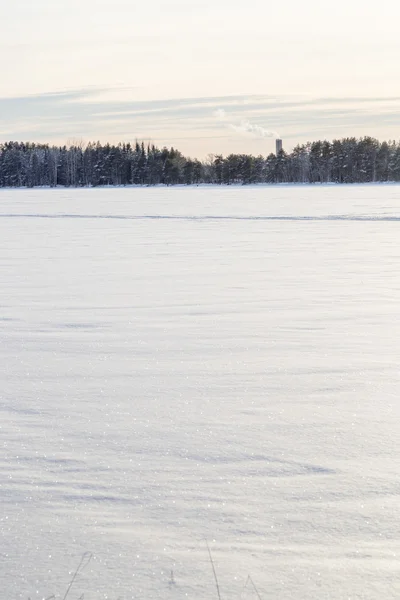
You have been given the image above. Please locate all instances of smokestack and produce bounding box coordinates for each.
[275,139,283,155]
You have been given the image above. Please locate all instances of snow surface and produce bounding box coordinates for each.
[2,185,400,599]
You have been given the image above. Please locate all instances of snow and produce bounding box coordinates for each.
[2,185,400,599]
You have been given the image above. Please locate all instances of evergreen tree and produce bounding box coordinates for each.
[0,136,398,188]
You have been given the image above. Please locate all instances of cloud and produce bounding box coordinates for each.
[213,108,227,120]
[0,87,399,156]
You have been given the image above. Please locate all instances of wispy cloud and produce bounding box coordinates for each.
[213,108,227,120]
[0,88,399,156]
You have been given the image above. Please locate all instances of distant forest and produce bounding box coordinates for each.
[1,137,400,187]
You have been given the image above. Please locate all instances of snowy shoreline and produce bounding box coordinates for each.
[1,181,400,191]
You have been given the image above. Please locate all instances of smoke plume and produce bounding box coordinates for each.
[213,109,279,140]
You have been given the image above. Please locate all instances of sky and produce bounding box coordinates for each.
[2,0,400,157]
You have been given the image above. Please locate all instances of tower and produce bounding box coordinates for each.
[275,139,283,155]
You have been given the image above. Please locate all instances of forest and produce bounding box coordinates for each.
[0,137,400,187]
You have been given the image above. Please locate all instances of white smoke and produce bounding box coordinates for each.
[230,120,279,139]
[213,108,227,120]
[213,109,279,140]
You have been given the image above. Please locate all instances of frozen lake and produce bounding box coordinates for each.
[2,185,400,599]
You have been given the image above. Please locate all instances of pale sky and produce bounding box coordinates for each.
[2,0,400,156]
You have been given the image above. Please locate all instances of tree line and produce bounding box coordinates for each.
[0,137,400,187]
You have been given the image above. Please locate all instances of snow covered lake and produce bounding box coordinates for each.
[2,185,400,599]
